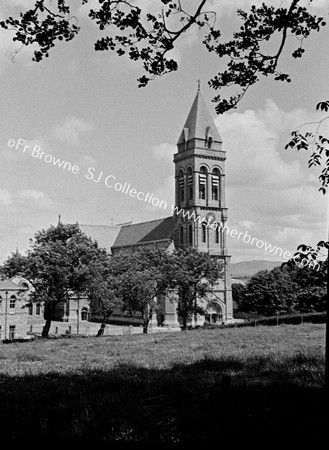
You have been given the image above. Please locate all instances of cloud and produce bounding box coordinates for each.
[153,142,176,162]
[51,117,94,146]
[18,190,47,201]
[0,189,12,205]
[0,188,55,210]
[213,98,328,259]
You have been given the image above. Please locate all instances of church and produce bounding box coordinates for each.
[61,88,234,330]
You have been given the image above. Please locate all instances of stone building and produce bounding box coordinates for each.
[0,277,34,341]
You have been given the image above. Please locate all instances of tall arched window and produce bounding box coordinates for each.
[178,169,185,203]
[187,167,193,200]
[199,166,207,200]
[201,223,207,243]
[188,223,193,246]
[179,225,184,246]
[208,136,213,149]
[212,168,220,201]
[36,303,41,316]
[215,223,220,244]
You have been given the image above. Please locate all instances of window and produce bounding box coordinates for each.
[188,224,193,246]
[215,225,220,244]
[28,302,33,315]
[36,303,41,316]
[187,167,193,200]
[212,168,220,201]
[178,170,185,202]
[201,224,207,243]
[9,296,16,313]
[208,136,213,149]
[179,225,184,245]
[9,325,15,341]
[81,308,89,321]
[199,166,207,200]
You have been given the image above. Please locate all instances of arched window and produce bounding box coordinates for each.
[188,223,193,246]
[81,307,89,321]
[212,168,220,201]
[179,225,184,246]
[187,167,193,200]
[10,296,16,312]
[201,223,207,243]
[215,224,220,244]
[36,303,41,316]
[199,166,207,200]
[28,302,33,315]
[208,136,213,149]
[178,169,185,203]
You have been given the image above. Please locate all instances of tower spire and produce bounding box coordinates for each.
[197,78,201,92]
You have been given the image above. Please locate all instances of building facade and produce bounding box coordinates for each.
[0,277,35,341]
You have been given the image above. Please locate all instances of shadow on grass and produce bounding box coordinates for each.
[0,353,326,442]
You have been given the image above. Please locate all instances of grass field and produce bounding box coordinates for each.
[0,323,326,442]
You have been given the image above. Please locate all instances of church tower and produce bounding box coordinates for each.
[173,86,233,322]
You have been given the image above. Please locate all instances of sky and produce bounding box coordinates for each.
[0,0,328,264]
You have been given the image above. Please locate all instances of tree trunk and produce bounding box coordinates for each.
[181,312,187,331]
[42,318,52,338]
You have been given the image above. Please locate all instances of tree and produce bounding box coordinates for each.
[2,251,29,278]
[237,267,299,316]
[0,1,325,100]
[232,282,247,310]
[169,248,222,330]
[283,240,329,393]
[108,248,173,334]
[88,274,124,336]
[3,222,111,337]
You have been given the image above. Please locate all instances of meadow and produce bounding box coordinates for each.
[0,323,326,442]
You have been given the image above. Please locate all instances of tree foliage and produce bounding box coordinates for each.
[0,1,325,107]
[285,100,329,194]
[170,248,222,329]
[3,222,111,337]
[236,259,328,316]
[107,248,175,333]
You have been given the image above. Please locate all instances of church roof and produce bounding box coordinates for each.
[112,216,174,249]
[79,224,121,253]
[177,90,222,145]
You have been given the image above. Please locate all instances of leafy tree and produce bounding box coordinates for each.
[108,248,173,334]
[170,248,222,330]
[2,251,29,278]
[3,222,111,337]
[232,282,247,310]
[88,274,124,336]
[237,267,299,316]
[0,1,325,105]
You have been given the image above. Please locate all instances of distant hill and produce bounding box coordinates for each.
[230,260,282,279]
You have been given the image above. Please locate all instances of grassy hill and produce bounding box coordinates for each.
[230,259,282,279]
[0,323,326,442]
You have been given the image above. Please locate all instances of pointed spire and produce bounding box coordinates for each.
[177,88,222,145]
